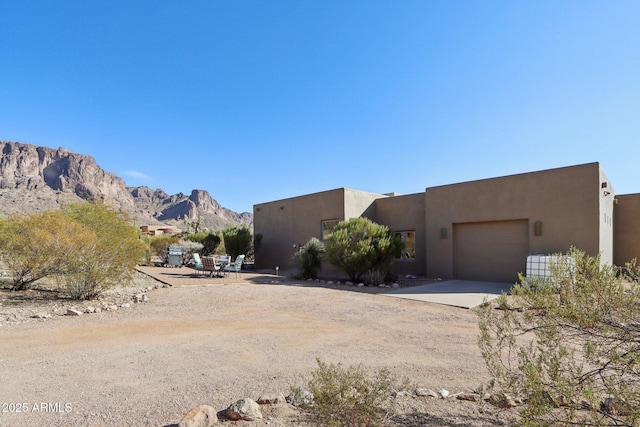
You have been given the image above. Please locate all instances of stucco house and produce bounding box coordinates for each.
[253,162,640,282]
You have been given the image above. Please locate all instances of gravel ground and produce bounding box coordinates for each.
[0,267,517,426]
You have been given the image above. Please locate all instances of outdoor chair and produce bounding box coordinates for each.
[223,255,245,278]
[192,253,204,276]
[202,256,221,277]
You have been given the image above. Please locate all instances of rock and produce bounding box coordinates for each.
[326,281,334,285]
[225,398,262,421]
[345,281,354,286]
[488,393,517,408]
[415,388,438,398]
[178,404,218,427]
[405,274,417,279]
[120,303,130,308]
[392,283,400,288]
[84,306,96,313]
[378,284,386,288]
[456,393,479,402]
[134,294,148,303]
[393,390,412,398]
[357,283,365,288]
[66,309,82,316]
[257,393,287,405]
[438,389,449,399]
[286,389,314,407]
[31,313,51,319]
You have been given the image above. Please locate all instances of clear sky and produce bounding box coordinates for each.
[2,1,639,214]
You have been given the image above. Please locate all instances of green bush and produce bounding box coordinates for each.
[325,218,403,282]
[182,232,208,243]
[295,238,325,280]
[149,235,179,263]
[61,202,147,300]
[200,233,222,256]
[222,225,252,260]
[478,247,640,426]
[301,359,394,427]
[0,211,94,290]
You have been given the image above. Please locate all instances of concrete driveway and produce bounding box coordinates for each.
[383,280,513,309]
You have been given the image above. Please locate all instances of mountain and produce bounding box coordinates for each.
[0,141,252,231]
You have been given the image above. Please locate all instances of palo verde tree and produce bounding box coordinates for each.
[325,217,403,282]
[0,211,94,290]
[478,247,640,427]
[61,202,146,299]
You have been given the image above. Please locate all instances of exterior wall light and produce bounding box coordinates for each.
[534,221,543,236]
[440,227,447,239]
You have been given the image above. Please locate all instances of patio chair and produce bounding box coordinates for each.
[202,256,221,277]
[223,255,245,278]
[192,253,204,275]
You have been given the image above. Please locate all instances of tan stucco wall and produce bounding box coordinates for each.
[344,188,386,220]
[614,193,640,266]
[253,188,384,270]
[374,193,426,276]
[425,163,606,280]
[253,162,620,282]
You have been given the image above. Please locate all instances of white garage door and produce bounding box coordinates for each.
[453,220,529,283]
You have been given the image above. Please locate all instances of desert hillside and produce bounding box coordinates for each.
[0,140,252,230]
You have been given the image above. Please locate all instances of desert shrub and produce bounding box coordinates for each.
[478,247,640,426]
[179,239,203,263]
[300,358,394,427]
[222,225,252,260]
[0,211,95,290]
[200,233,222,256]
[325,218,403,282]
[149,235,179,263]
[60,202,146,299]
[295,238,325,280]
[363,269,385,286]
[182,232,208,243]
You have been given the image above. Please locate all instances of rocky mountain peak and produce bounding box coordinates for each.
[0,140,252,231]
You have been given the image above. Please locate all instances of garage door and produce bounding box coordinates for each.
[453,220,529,283]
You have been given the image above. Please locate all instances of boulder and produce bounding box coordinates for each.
[178,404,218,427]
[286,389,314,407]
[257,393,287,405]
[225,398,262,421]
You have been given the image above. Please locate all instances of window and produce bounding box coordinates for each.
[396,231,415,259]
[321,219,340,240]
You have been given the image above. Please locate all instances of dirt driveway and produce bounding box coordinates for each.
[0,267,514,426]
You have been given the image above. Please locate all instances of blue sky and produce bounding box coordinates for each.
[2,1,639,214]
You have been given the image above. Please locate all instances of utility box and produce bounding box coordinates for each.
[526,254,575,282]
[167,246,183,267]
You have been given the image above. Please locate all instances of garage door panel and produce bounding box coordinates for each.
[453,220,529,282]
